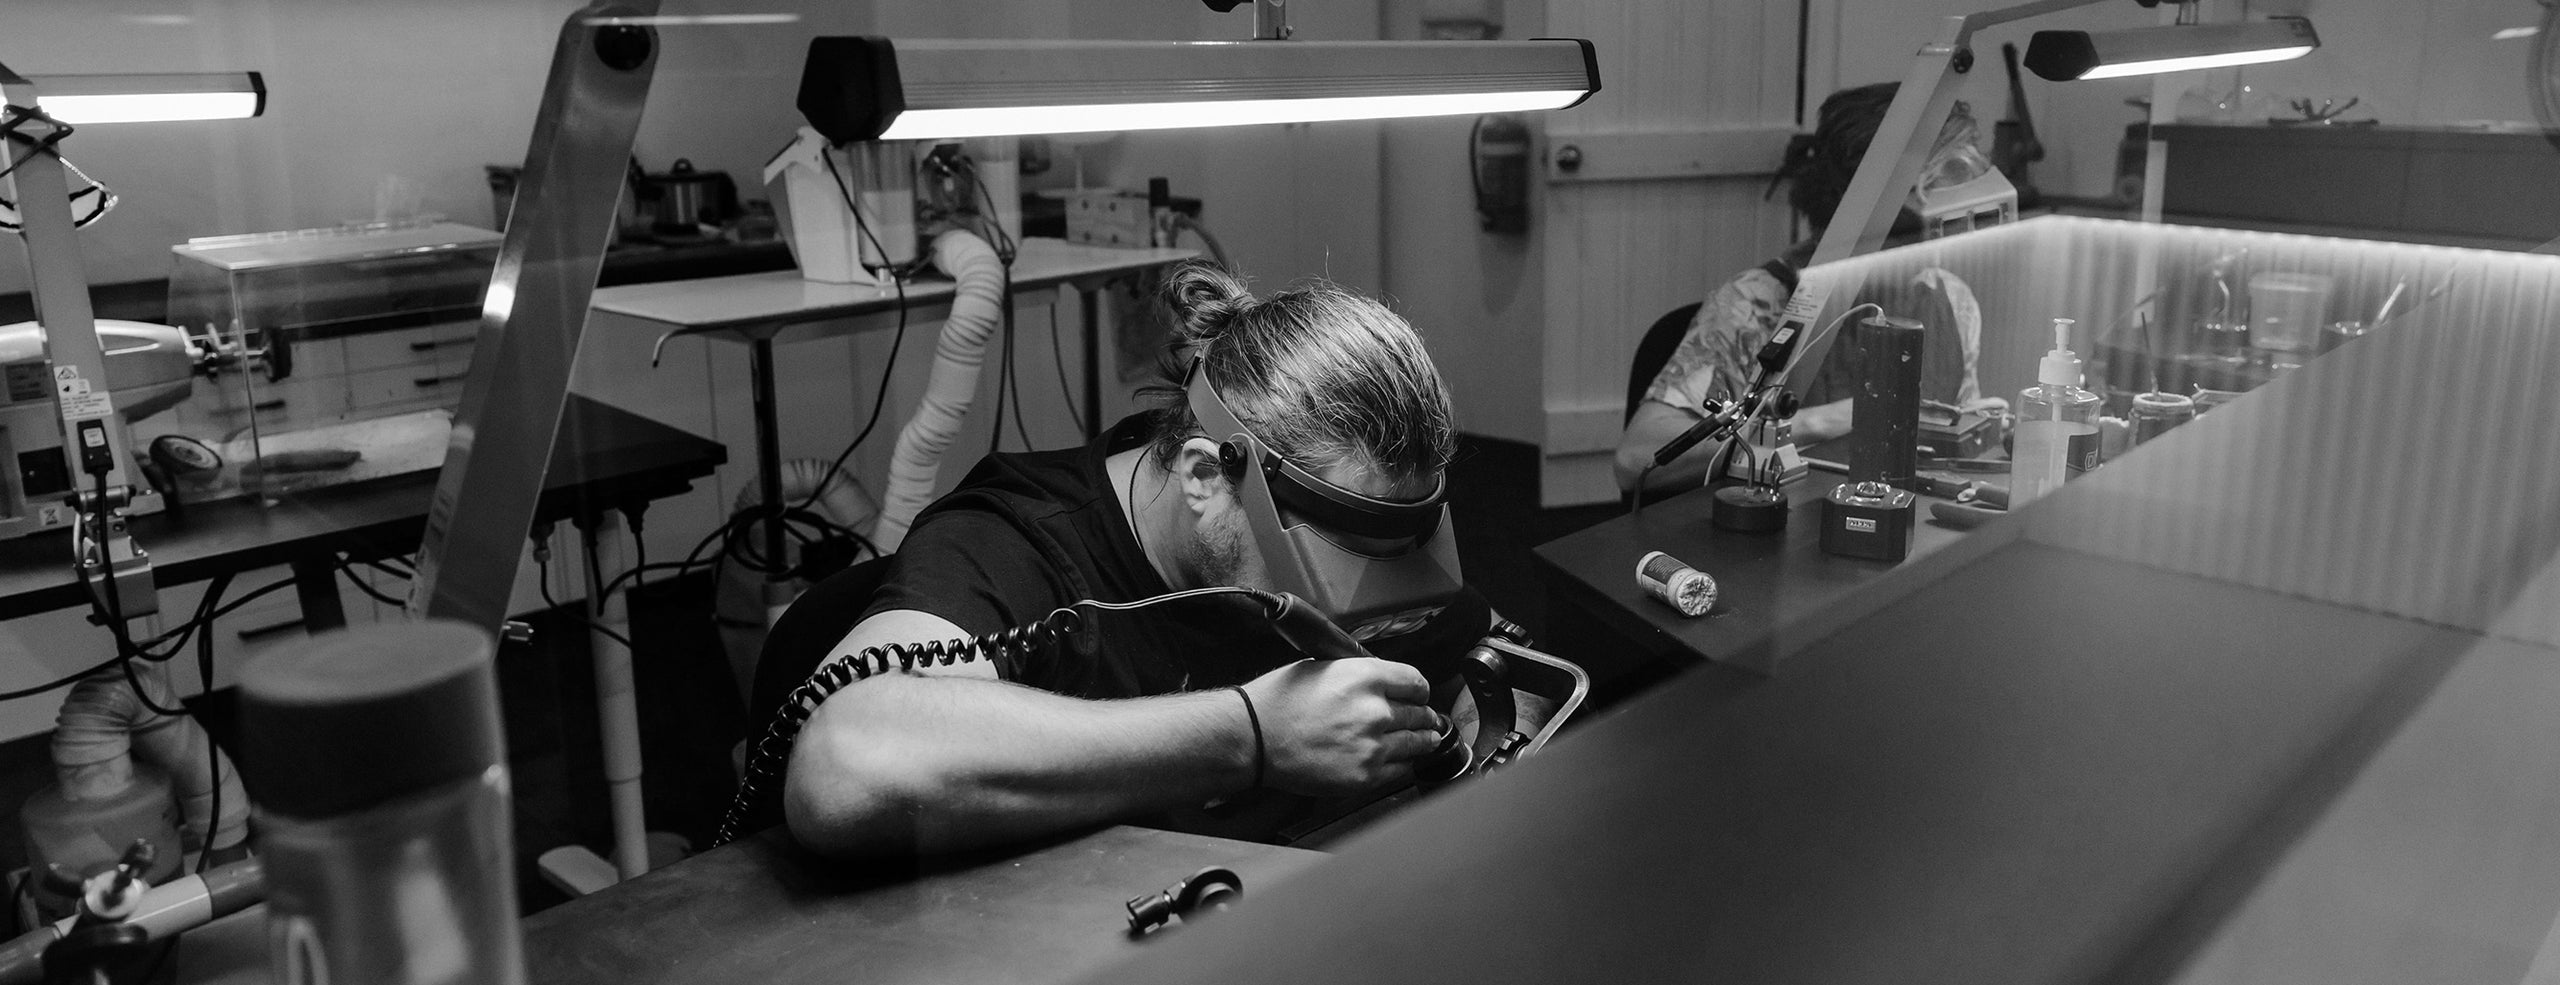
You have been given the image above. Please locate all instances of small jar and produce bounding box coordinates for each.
[241,621,524,985]
[2129,391,2197,446]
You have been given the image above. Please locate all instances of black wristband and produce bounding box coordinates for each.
[1224,685,1265,790]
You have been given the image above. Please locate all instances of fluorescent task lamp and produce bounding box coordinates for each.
[1814,0,2325,269]
[1756,0,2322,489]
[410,3,1599,899]
[2024,16,2317,80]
[28,72,266,124]
[796,37,1600,143]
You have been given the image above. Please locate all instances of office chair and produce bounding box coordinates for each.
[1626,302,1704,426]
[1621,302,1706,508]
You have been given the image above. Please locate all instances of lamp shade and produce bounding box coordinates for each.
[2023,17,2317,81]
[27,72,266,123]
[798,36,1598,143]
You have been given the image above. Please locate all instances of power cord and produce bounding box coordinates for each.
[335,559,408,607]
[810,140,920,520]
[193,572,228,875]
[530,523,636,653]
[0,571,285,705]
[956,155,1036,452]
[0,110,118,230]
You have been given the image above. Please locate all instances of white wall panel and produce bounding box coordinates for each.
[1538,0,1803,505]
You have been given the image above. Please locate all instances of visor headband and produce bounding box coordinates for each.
[1183,361,1446,541]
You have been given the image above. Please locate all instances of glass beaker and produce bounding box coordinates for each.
[2248,272,2334,357]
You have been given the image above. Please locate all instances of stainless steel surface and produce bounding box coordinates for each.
[408,0,660,631]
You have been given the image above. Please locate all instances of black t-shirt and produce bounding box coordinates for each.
[862,411,1304,697]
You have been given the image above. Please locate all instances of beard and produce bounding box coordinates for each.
[1182,503,1263,590]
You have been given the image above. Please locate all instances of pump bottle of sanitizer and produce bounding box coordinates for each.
[2011,317,2102,506]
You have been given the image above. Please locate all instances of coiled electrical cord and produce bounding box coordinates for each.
[713,586,1268,847]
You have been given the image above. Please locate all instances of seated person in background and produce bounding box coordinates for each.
[785,260,1473,859]
[1616,83,2000,498]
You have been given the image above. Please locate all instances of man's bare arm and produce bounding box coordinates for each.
[782,609,1443,858]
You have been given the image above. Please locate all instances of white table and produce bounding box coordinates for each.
[591,238,1197,567]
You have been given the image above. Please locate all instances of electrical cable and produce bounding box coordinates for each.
[807,143,916,523]
[189,576,297,627]
[1777,301,1884,386]
[0,113,117,230]
[1046,299,1087,438]
[1004,270,1035,451]
[631,522,649,597]
[79,473,190,718]
[989,296,1011,457]
[582,525,633,651]
[195,572,223,875]
[597,510,755,603]
[122,565,232,662]
[1167,213,1232,271]
[0,572,285,706]
[533,533,636,653]
[336,560,407,608]
[962,160,1038,450]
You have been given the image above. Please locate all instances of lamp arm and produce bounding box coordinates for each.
[406,2,661,630]
[1959,0,2123,35]
[0,61,157,616]
[1793,0,2114,390]
[1812,0,2117,268]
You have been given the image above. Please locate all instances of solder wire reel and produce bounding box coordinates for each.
[712,583,1588,849]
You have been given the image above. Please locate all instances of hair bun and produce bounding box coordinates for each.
[1160,259,1251,347]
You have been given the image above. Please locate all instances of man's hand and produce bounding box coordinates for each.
[1242,658,1445,796]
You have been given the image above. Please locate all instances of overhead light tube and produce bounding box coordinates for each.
[29,72,266,124]
[798,37,1599,143]
[2023,17,2318,81]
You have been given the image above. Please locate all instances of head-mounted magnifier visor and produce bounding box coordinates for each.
[1184,360,1463,640]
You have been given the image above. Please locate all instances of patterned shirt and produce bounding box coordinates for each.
[1643,258,1983,417]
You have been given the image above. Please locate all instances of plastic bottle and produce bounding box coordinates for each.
[2011,317,2102,506]
[241,621,525,985]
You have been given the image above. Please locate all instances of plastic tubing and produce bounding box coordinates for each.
[53,665,251,856]
[716,458,878,698]
[873,228,1005,552]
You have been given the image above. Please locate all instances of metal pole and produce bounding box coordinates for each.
[408,1,661,631]
[1082,289,1104,439]
[578,515,648,880]
[0,63,156,617]
[749,337,787,584]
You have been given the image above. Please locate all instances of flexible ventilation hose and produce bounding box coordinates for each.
[715,458,878,702]
[873,228,1005,552]
[53,666,251,857]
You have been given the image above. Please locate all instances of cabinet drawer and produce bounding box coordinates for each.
[343,320,474,373]
[347,364,465,413]
[198,377,354,434]
[273,335,347,380]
